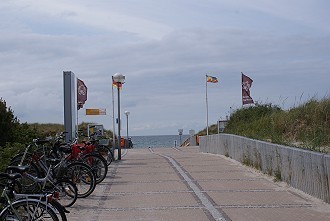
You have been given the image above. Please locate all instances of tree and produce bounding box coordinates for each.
[0,98,20,147]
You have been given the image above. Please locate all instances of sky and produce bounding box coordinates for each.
[0,0,329,136]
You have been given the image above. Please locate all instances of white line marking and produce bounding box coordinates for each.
[150,148,228,221]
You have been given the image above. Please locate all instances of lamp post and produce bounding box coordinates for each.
[124,111,130,148]
[112,73,125,160]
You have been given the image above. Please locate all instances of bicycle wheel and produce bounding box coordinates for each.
[64,162,96,198]
[83,154,108,184]
[0,198,59,221]
[49,200,67,221]
[52,179,78,207]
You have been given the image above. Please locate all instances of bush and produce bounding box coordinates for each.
[0,142,25,172]
[0,98,20,146]
[225,103,283,140]
[200,97,330,153]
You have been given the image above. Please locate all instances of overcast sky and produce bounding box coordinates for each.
[0,0,329,136]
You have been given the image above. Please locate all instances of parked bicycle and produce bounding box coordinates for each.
[0,172,62,221]
[6,162,78,208]
[9,142,96,199]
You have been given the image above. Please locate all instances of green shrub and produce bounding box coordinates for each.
[200,97,330,153]
[0,142,25,172]
[0,98,20,146]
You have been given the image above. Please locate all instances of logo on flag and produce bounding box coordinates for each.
[241,72,254,105]
[77,78,87,110]
[206,75,218,83]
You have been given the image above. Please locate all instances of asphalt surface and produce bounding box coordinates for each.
[66,146,330,221]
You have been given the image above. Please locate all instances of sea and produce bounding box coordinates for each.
[130,135,190,148]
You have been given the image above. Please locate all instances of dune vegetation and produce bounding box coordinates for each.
[199,97,330,153]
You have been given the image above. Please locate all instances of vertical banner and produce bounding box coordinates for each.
[241,72,254,105]
[77,78,87,110]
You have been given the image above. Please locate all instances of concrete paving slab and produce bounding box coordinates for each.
[83,192,200,209]
[188,171,259,180]
[207,190,310,205]
[180,165,245,172]
[222,207,330,221]
[110,173,181,183]
[109,180,189,193]
[66,146,330,221]
[197,179,280,190]
[68,208,210,221]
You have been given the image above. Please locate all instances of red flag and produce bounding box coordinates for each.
[112,76,123,88]
[77,78,87,110]
[242,73,254,105]
[112,81,122,88]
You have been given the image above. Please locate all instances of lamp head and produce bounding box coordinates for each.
[113,73,125,83]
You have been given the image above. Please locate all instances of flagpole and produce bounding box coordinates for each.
[76,78,79,140]
[241,72,244,108]
[111,77,116,160]
[77,109,79,140]
[206,74,209,136]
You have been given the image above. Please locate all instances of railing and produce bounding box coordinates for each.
[180,135,199,147]
[199,134,330,203]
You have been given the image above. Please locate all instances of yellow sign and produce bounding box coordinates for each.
[86,109,106,115]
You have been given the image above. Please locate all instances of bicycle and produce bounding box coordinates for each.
[0,172,60,221]
[68,143,108,184]
[10,145,96,199]
[50,132,108,185]
[6,162,78,208]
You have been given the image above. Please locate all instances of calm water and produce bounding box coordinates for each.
[130,135,190,148]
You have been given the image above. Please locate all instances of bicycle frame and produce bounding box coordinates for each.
[1,176,54,221]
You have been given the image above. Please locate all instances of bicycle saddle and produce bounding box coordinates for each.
[6,165,30,173]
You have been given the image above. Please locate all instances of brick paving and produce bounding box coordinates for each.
[66,146,330,221]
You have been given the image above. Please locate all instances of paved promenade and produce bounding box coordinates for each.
[67,146,330,221]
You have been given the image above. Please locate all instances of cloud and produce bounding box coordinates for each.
[0,1,329,135]
[241,0,330,32]
[2,0,173,39]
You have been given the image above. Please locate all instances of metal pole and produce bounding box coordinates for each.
[126,114,129,148]
[63,71,77,143]
[77,108,79,140]
[117,85,122,160]
[111,80,116,160]
[206,74,209,136]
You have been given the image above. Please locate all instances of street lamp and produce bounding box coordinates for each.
[112,73,125,160]
[124,111,130,148]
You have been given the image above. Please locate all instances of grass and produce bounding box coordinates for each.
[28,123,65,137]
[199,97,330,153]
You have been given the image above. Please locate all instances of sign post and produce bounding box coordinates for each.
[63,71,77,143]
